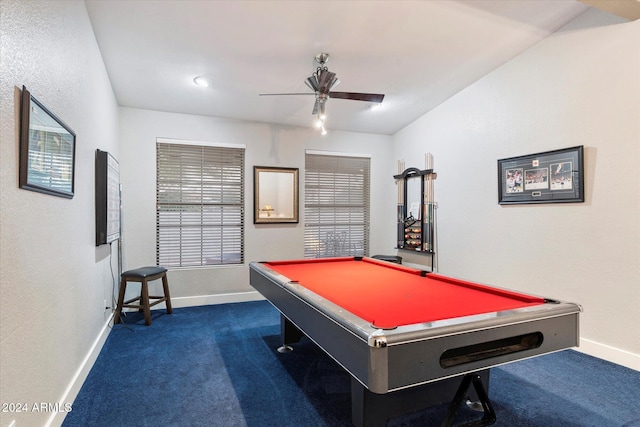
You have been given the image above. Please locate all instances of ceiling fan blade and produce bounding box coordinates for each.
[329,76,340,91]
[317,70,337,93]
[259,93,315,96]
[329,92,385,103]
[305,75,318,92]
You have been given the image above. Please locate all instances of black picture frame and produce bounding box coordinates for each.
[19,86,76,198]
[498,146,584,205]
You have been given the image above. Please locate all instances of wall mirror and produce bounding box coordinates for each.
[254,166,299,224]
[405,175,422,221]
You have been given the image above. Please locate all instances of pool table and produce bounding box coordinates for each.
[249,257,581,426]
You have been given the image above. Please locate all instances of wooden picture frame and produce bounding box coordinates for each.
[254,166,299,224]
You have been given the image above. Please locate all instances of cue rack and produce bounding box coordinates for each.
[394,155,437,269]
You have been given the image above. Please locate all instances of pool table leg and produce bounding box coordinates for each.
[350,377,394,427]
[441,373,496,427]
[350,371,491,427]
[277,314,304,353]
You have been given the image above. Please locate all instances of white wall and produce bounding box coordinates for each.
[118,108,395,306]
[1,6,637,427]
[392,9,639,369]
[0,1,119,426]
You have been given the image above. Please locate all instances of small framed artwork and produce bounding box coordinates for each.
[498,146,584,205]
[254,166,299,224]
[19,86,76,198]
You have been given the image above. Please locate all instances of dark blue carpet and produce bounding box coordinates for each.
[63,301,640,427]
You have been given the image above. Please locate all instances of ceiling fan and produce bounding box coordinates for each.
[260,53,385,133]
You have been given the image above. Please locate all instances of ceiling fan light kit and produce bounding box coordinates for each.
[193,76,212,88]
[260,53,385,134]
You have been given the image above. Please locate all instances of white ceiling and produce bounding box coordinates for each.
[85,0,595,135]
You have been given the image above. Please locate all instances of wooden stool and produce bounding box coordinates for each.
[114,266,172,326]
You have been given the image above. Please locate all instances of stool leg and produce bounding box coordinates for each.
[141,280,152,326]
[114,279,127,324]
[162,273,173,314]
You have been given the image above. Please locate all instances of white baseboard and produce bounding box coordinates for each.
[153,291,265,309]
[116,292,265,313]
[576,337,640,371]
[119,291,265,313]
[47,314,114,427]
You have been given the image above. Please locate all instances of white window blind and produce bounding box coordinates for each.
[304,153,370,258]
[156,141,244,267]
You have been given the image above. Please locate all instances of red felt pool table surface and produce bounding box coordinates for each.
[265,257,545,329]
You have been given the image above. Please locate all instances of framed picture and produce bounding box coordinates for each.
[254,166,299,224]
[19,86,76,198]
[498,146,584,205]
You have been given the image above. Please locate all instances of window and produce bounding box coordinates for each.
[304,151,370,258]
[156,139,244,267]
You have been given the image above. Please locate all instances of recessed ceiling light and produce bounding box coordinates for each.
[193,76,212,87]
